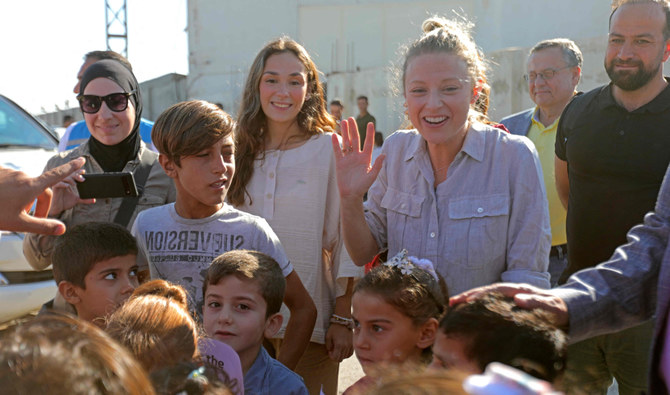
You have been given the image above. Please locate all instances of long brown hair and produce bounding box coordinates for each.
[228,36,335,206]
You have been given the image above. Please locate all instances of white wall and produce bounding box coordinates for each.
[187,0,299,110]
[187,0,615,134]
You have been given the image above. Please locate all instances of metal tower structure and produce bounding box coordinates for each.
[105,0,128,58]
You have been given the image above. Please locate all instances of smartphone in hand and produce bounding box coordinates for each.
[76,172,138,199]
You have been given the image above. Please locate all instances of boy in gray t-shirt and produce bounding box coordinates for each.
[131,101,316,370]
[133,202,292,312]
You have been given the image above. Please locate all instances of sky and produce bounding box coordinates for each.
[0,0,188,115]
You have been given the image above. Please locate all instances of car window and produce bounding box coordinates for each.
[0,97,57,149]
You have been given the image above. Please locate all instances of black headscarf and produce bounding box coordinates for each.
[79,59,142,172]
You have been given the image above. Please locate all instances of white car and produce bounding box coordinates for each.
[0,94,60,323]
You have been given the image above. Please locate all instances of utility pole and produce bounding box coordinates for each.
[105,0,128,58]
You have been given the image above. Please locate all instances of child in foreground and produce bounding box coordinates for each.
[105,280,200,373]
[106,280,239,394]
[344,249,447,395]
[50,221,139,327]
[0,314,154,395]
[131,100,316,367]
[202,250,308,395]
[430,292,567,385]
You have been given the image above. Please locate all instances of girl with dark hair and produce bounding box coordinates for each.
[344,250,446,395]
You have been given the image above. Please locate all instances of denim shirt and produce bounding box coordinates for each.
[364,123,551,295]
[244,347,308,395]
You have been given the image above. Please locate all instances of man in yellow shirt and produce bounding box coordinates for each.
[500,38,582,287]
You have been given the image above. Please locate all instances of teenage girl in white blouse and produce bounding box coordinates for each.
[228,37,359,395]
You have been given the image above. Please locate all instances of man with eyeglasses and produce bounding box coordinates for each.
[59,51,156,153]
[501,39,582,288]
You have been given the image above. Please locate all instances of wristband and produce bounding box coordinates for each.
[330,314,354,330]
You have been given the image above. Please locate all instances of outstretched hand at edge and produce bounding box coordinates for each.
[450,282,570,330]
[0,157,87,235]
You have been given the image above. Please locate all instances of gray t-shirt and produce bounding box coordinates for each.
[132,203,293,311]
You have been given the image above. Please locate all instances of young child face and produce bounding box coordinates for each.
[429,330,481,373]
[352,291,426,374]
[258,52,308,130]
[74,254,139,325]
[167,134,235,219]
[203,275,272,366]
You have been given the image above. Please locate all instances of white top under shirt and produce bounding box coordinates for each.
[236,133,362,344]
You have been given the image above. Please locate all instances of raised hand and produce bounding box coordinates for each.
[0,157,90,235]
[330,117,385,200]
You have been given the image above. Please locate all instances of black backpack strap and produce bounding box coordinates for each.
[113,149,156,228]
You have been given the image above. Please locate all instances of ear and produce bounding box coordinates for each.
[416,317,439,349]
[159,154,178,179]
[663,38,670,62]
[58,281,82,306]
[571,66,582,86]
[263,313,283,338]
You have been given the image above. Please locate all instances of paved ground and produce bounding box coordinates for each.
[338,354,365,394]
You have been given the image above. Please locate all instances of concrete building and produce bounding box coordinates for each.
[187,0,614,135]
[139,73,188,121]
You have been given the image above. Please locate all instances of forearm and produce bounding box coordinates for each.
[325,278,355,362]
[333,278,354,318]
[279,271,317,370]
[556,184,569,209]
[552,208,667,342]
[555,156,569,209]
[279,303,317,370]
[340,197,379,266]
[505,150,551,288]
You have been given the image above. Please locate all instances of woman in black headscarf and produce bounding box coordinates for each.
[23,59,176,272]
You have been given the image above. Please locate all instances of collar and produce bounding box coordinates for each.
[403,123,487,164]
[460,123,487,162]
[596,77,670,114]
[245,346,271,379]
[530,107,560,130]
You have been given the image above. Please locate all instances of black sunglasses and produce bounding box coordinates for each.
[77,91,135,114]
